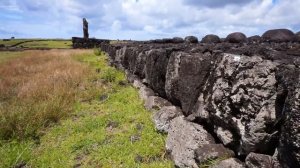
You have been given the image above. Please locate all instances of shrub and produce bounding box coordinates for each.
[102,68,118,83]
[93,47,102,56]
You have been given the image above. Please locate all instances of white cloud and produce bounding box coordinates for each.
[0,0,300,40]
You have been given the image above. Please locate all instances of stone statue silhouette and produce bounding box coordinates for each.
[83,18,89,39]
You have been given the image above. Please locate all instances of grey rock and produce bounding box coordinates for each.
[138,85,155,102]
[185,36,199,43]
[248,35,261,43]
[153,106,183,133]
[166,116,215,168]
[245,153,280,168]
[145,96,172,111]
[225,32,247,43]
[145,49,171,97]
[277,66,300,168]
[165,51,214,115]
[193,53,279,155]
[262,29,296,42]
[201,34,221,43]
[211,158,245,168]
[133,50,148,78]
[215,127,234,146]
[172,37,184,43]
[195,144,235,164]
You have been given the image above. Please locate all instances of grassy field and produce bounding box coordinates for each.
[0,50,172,168]
[0,51,24,63]
[0,39,72,49]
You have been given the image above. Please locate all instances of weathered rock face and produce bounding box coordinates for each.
[145,49,171,97]
[248,35,262,43]
[262,29,296,42]
[166,116,215,168]
[153,106,183,133]
[185,36,199,43]
[165,51,214,115]
[172,37,184,43]
[225,32,247,43]
[72,37,109,49]
[201,34,221,43]
[277,66,300,168]
[212,158,245,168]
[195,144,235,164]
[99,32,300,167]
[245,152,279,168]
[194,53,279,155]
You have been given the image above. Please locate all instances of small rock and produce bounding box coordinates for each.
[118,80,128,86]
[106,120,119,129]
[248,35,261,43]
[153,106,183,133]
[195,144,235,164]
[138,85,155,102]
[136,123,144,131]
[99,94,108,102]
[130,134,141,143]
[211,158,245,168]
[14,162,27,168]
[166,116,215,168]
[145,96,172,111]
[245,152,279,168]
[132,79,143,88]
[135,155,144,163]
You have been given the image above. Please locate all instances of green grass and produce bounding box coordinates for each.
[0,39,29,47]
[21,40,72,49]
[0,39,72,49]
[0,51,23,63]
[0,51,173,168]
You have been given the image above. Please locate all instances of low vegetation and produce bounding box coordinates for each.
[0,49,172,167]
[0,50,90,140]
[0,51,23,63]
[0,39,72,49]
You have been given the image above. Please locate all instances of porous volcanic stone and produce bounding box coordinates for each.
[225,32,247,43]
[262,29,296,42]
[201,34,221,43]
[166,116,215,168]
[185,36,199,43]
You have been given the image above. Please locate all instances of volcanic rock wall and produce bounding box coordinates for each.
[72,37,110,49]
[99,29,300,168]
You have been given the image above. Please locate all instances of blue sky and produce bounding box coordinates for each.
[0,0,300,40]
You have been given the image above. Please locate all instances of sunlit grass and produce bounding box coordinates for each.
[0,50,173,168]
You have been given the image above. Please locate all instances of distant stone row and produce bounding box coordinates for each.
[149,28,300,44]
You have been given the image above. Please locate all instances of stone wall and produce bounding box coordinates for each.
[72,37,110,49]
[99,29,300,168]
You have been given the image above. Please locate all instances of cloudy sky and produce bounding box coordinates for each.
[0,0,300,40]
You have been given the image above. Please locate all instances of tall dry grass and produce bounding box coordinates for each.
[0,50,91,140]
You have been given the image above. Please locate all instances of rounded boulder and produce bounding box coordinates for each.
[201,34,221,43]
[185,36,199,43]
[262,29,296,42]
[225,32,247,43]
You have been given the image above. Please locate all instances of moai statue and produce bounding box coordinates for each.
[83,18,89,39]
